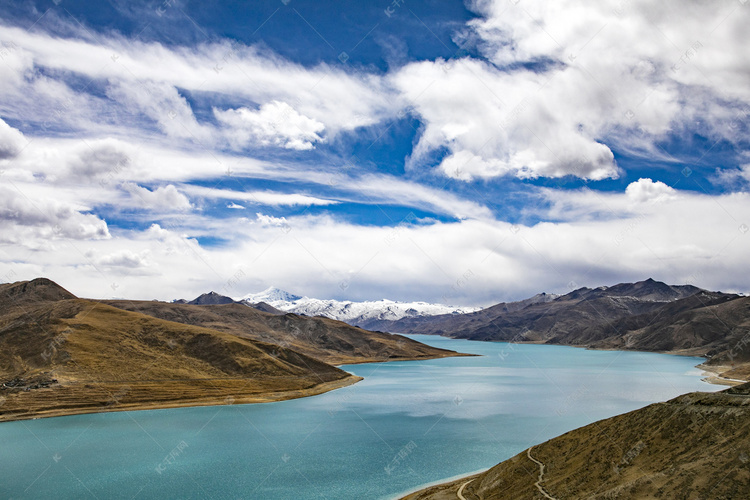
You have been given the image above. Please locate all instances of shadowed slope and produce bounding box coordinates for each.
[373,279,750,379]
[105,300,464,365]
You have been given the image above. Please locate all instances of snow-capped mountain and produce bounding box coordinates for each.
[238,287,481,326]
[243,287,302,304]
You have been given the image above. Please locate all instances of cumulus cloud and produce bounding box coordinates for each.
[0,186,110,242]
[255,213,290,228]
[121,183,192,210]
[0,118,25,159]
[389,0,750,181]
[625,178,677,204]
[65,140,132,182]
[393,57,622,181]
[215,101,326,150]
[97,249,150,269]
[1,4,748,304]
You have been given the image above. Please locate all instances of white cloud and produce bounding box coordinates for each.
[107,80,213,141]
[1,6,749,304]
[1,132,489,224]
[0,25,397,139]
[97,249,150,269]
[392,57,622,181]
[341,173,494,220]
[714,164,750,190]
[255,213,290,228]
[388,0,750,181]
[184,185,338,207]
[121,183,192,210]
[625,178,677,204]
[3,184,748,304]
[215,101,326,150]
[0,185,110,243]
[227,202,245,209]
[467,0,750,109]
[0,118,26,159]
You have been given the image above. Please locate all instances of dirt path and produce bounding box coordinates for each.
[527,446,557,500]
[456,478,474,500]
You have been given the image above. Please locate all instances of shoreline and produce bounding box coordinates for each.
[393,338,749,499]
[697,363,746,386]
[393,468,487,500]
[0,375,362,424]
[418,334,749,387]
[337,351,478,366]
[0,347,474,424]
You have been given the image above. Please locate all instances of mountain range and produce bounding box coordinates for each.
[367,278,750,380]
[0,278,462,422]
[182,278,750,380]
[237,287,482,329]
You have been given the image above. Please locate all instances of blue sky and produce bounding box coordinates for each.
[0,0,748,304]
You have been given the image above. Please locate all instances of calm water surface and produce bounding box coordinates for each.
[0,335,721,499]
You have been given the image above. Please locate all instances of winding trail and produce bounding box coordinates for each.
[527,446,558,500]
[456,479,474,500]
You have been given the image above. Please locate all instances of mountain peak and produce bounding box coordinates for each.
[242,287,302,304]
[188,291,235,305]
[595,278,701,302]
[0,277,77,304]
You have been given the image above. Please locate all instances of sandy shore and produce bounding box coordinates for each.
[0,375,362,424]
[697,364,746,386]
[338,351,478,366]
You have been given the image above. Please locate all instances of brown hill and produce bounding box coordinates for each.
[0,277,76,305]
[372,280,750,378]
[591,295,750,380]
[403,382,750,500]
[246,301,286,315]
[357,292,557,332]
[380,279,721,341]
[0,280,360,422]
[104,299,461,365]
[187,291,236,305]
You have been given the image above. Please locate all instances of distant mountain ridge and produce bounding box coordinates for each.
[237,286,482,328]
[369,278,750,378]
[371,291,559,333]
[188,291,236,305]
[172,291,236,305]
[182,279,750,380]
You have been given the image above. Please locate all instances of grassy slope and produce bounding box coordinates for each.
[403,383,750,500]
[0,294,356,422]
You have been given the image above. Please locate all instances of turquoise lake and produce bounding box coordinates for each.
[0,335,722,499]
